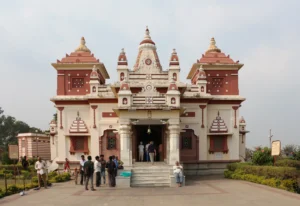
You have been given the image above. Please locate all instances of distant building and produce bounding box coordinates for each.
[49,27,249,172]
[17,133,51,160]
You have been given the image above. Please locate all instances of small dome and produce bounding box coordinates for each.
[90,65,99,79]
[169,49,179,66]
[118,48,128,65]
[198,65,206,80]
[50,120,56,124]
[140,26,155,45]
[75,37,91,53]
[239,116,246,123]
[206,37,221,53]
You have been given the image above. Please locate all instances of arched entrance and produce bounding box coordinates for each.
[179,129,199,162]
[99,129,120,159]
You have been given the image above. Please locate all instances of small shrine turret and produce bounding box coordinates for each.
[166,78,180,107]
[168,49,180,82]
[196,65,207,95]
[118,76,132,107]
[89,65,100,96]
[117,48,129,82]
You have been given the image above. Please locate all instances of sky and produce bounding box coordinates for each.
[0,0,299,148]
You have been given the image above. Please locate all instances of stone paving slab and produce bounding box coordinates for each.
[1,177,300,206]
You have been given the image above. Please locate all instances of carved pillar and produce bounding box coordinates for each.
[119,124,132,166]
[168,124,180,165]
[91,105,98,128]
[232,106,239,128]
[199,105,207,128]
[57,107,64,129]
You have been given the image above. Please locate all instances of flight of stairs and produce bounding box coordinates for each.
[130,162,171,187]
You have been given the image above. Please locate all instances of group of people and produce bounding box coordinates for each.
[77,154,123,190]
[138,141,163,164]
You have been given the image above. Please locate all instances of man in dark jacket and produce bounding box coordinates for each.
[148,141,156,165]
[84,156,95,191]
[107,156,116,187]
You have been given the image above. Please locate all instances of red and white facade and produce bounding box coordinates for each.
[49,28,248,168]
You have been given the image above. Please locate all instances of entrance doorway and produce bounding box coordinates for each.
[133,125,164,162]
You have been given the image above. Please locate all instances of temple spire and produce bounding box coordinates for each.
[206,37,221,53]
[140,26,155,45]
[75,37,91,52]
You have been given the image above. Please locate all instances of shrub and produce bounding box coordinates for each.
[275,159,300,169]
[252,147,273,165]
[48,171,58,179]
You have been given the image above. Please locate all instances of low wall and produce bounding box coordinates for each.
[182,160,240,176]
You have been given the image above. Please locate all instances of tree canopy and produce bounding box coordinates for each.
[0,107,43,151]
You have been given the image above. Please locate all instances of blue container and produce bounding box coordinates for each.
[120,171,131,177]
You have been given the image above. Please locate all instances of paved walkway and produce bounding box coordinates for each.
[1,176,300,206]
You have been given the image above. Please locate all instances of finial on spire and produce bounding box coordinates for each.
[121,48,125,53]
[206,37,221,53]
[75,36,91,52]
[172,49,177,54]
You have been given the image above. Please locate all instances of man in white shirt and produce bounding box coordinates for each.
[35,157,47,189]
[94,156,101,187]
[138,142,144,162]
[79,155,86,185]
[145,142,150,162]
[173,161,183,187]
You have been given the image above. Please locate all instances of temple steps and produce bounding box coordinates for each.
[130,163,171,187]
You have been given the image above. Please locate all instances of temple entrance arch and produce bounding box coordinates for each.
[99,129,120,159]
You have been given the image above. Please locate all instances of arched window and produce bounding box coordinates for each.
[201,86,204,92]
[92,86,96,92]
[171,97,176,104]
[123,98,128,105]
[107,131,117,150]
[173,73,177,81]
[120,72,124,81]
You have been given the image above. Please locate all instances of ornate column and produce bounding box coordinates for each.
[232,106,239,128]
[57,107,64,129]
[199,105,207,128]
[119,124,132,166]
[91,105,98,128]
[168,124,180,165]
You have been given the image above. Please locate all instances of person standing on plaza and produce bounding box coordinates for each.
[22,156,29,170]
[107,156,116,187]
[64,158,70,173]
[94,156,101,187]
[84,156,95,191]
[35,157,47,189]
[79,155,86,185]
[148,141,156,165]
[99,155,106,185]
[145,141,150,162]
[138,142,144,162]
[173,161,183,187]
[112,155,118,177]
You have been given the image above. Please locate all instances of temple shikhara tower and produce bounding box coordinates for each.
[49,27,248,175]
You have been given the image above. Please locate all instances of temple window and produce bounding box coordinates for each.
[69,136,89,154]
[171,97,176,104]
[173,73,177,81]
[72,78,84,88]
[182,134,192,149]
[201,86,204,92]
[107,131,116,150]
[92,86,96,92]
[120,72,124,81]
[209,136,228,154]
[74,138,84,151]
[123,98,128,105]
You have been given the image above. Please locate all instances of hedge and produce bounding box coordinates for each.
[227,163,299,180]
[225,163,300,193]
[224,171,299,193]
[274,159,300,169]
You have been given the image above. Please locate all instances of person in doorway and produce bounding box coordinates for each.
[148,141,156,165]
[64,158,70,173]
[84,156,95,191]
[107,156,116,187]
[35,157,47,189]
[138,142,144,162]
[99,155,106,185]
[173,161,183,187]
[94,156,101,187]
[79,155,86,185]
[145,142,150,162]
[158,144,163,161]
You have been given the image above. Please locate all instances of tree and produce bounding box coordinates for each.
[283,144,297,157]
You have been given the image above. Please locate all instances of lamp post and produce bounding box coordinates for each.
[35,130,39,158]
[269,129,273,148]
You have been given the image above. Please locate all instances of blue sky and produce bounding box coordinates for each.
[0,0,299,148]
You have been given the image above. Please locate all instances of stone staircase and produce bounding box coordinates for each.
[130,162,171,187]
